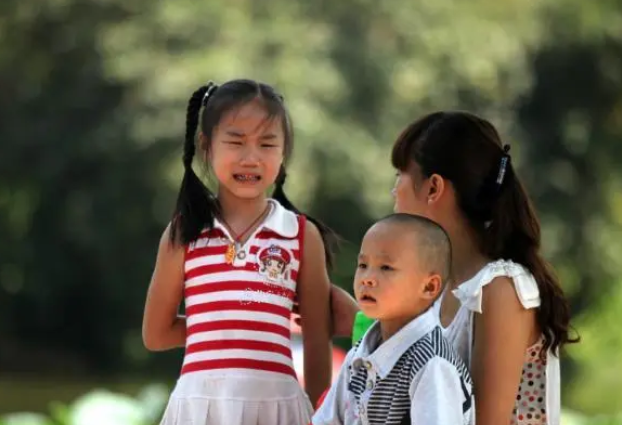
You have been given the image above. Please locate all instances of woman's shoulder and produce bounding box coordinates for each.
[453,259,541,313]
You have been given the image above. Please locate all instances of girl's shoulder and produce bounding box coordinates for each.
[452,259,541,314]
[265,198,303,239]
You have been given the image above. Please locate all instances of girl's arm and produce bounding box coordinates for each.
[471,276,536,425]
[142,224,186,351]
[297,221,333,406]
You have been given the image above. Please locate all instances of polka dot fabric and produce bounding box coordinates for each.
[511,337,547,425]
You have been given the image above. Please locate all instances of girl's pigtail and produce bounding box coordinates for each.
[170,83,220,245]
[272,166,338,269]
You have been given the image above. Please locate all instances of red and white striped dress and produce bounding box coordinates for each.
[160,200,313,425]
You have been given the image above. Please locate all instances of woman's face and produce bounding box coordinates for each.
[392,167,430,218]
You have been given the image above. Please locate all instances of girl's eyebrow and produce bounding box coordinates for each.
[225,130,245,137]
[224,130,278,140]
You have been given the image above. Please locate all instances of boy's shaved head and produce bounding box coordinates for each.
[375,213,451,285]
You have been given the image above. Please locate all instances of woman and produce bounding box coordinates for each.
[306,111,577,425]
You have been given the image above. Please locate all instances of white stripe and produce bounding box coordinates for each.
[176,368,299,383]
[186,270,296,290]
[186,253,300,272]
[186,254,227,269]
[188,237,228,252]
[186,290,293,308]
[189,236,300,252]
[257,238,299,251]
[183,349,293,366]
[186,310,291,329]
[186,329,291,347]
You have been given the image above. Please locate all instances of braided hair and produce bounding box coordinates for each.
[170,79,337,267]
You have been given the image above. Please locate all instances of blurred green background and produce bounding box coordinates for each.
[1,0,622,423]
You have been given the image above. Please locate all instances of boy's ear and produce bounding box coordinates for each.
[422,274,442,300]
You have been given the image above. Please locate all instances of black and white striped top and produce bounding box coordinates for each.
[312,308,475,425]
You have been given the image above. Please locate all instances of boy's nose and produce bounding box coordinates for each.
[359,275,378,287]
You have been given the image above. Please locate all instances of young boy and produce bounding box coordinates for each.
[312,213,475,425]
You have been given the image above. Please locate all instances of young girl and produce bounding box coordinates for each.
[315,111,577,425]
[142,79,334,425]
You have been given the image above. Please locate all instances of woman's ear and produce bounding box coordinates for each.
[426,173,446,205]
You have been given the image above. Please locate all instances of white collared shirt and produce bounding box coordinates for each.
[312,308,475,425]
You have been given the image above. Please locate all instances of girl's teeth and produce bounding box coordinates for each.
[235,174,259,181]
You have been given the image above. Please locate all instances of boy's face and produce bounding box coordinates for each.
[354,221,441,326]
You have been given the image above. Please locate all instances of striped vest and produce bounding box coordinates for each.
[348,327,473,425]
[181,203,304,378]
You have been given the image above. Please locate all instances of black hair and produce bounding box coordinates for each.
[391,111,578,355]
[170,79,336,267]
[377,213,452,286]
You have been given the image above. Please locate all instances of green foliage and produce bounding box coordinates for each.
[0,385,168,425]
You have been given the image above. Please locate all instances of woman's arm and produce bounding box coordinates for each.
[293,284,360,339]
[297,221,333,406]
[471,276,536,425]
[330,285,360,338]
[142,224,186,351]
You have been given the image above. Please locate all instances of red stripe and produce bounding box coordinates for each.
[195,229,300,244]
[186,300,291,318]
[187,245,301,262]
[297,215,306,267]
[185,281,296,300]
[186,339,293,358]
[186,262,258,279]
[181,358,296,377]
[186,245,228,260]
[187,320,291,339]
[186,258,301,280]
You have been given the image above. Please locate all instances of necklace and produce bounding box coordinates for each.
[220,203,271,265]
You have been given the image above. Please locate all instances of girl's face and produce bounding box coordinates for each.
[206,100,285,201]
[267,258,284,271]
[392,166,430,218]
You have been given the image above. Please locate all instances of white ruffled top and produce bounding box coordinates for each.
[433,259,560,425]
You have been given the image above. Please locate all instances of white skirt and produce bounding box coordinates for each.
[159,370,313,425]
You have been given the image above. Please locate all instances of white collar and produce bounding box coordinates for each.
[351,308,439,379]
[213,199,299,239]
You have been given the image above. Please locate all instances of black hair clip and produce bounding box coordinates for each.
[202,81,219,106]
[495,144,511,186]
[482,144,511,229]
